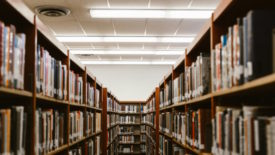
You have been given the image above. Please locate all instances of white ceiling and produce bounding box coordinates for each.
[23,0,220,64]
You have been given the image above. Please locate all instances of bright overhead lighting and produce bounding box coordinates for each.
[57,36,194,43]
[81,60,175,65]
[70,50,185,55]
[90,9,213,19]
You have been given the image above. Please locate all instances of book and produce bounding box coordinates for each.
[69,111,84,142]
[0,22,26,90]
[95,112,101,132]
[85,111,94,135]
[36,45,68,100]
[69,71,83,104]
[86,82,94,107]
[35,108,64,154]
[245,10,275,81]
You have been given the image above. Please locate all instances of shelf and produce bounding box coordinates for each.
[86,106,102,111]
[119,112,140,115]
[46,144,68,155]
[118,133,141,136]
[172,138,212,155]
[36,94,69,105]
[107,135,118,148]
[0,87,32,98]
[69,137,87,147]
[159,131,173,139]
[159,105,173,111]
[117,152,146,154]
[141,123,155,129]
[119,142,142,145]
[119,123,141,126]
[70,102,87,108]
[107,110,119,114]
[108,124,118,130]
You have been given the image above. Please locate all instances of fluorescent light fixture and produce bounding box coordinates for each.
[81,60,175,65]
[57,36,194,43]
[90,9,213,19]
[70,50,185,55]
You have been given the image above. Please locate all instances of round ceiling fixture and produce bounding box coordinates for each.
[35,6,71,17]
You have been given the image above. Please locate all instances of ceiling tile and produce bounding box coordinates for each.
[177,19,206,35]
[190,0,220,9]
[80,19,115,36]
[147,19,181,36]
[149,0,190,9]
[93,43,118,49]
[118,43,143,49]
[46,21,84,35]
[114,19,146,36]
[109,0,149,8]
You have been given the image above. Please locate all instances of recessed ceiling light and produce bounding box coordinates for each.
[90,9,212,19]
[81,60,175,65]
[70,50,185,55]
[57,36,194,43]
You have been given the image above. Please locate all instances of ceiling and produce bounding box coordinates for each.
[22,0,220,64]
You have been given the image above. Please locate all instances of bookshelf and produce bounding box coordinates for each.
[155,0,275,155]
[0,1,103,155]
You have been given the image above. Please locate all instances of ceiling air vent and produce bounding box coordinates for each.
[35,6,71,17]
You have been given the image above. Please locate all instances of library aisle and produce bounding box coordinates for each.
[0,0,275,155]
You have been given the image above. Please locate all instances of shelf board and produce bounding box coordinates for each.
[159,131,173,139]
[141,123,155,129]
[172,138,211,155]
[119,142,142,145]
[70,102,87,108]
[159,105,173,111]
[46,144,68,155]
[0,87,32,98]
[119,123,140,126]
[87,106,102,111]
[69,137,87,147]
[107,110,119,114]
[119,112,140,115]
[118,133,141,136]
[108,124,118,130]
[36,94,69,105]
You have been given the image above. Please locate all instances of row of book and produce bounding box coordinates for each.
[85,111,94,136]
[68,137,101,155]
[211,10,275,92]
[173,73,184,104]
[172,112,185,144]
[142,113,155,126]
[107,114,119,128]
[120,105,139,113]
[119,136,136,143]
[159,112,172,134]
[0,22,26,90]
[69,111,84,142]
[108,126,119,145]
[86,82,101,108]
[160,79,172,108]
[119,126,140,134]
[35,108,65,155]
[185,53,210,100]
[159,135,172,155]
[107,97,119,112]
[0,106,27,155]
[120,115,140,124]
[36,45,68,100]
[144,97,155,113]
[212,106,275,155]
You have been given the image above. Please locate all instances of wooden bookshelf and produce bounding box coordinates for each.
[0,1,105,155]
[154,0,275,154]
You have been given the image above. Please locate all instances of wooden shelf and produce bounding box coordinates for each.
[172,138,212,155]
[0,87,32,98]
[70,102,87,108]
[119,123,141,126]
[108,124,118,130]
[36,94,69,105]
[46,144,68,155]
[119,112,140,115]
[86,106,102,111]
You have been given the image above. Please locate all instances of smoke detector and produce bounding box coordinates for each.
[35,6,71,17]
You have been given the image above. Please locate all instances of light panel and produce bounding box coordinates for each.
[81,60,175,65]
[90,9,213,19]
[57,36,194,43]
[70,50,185,55]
